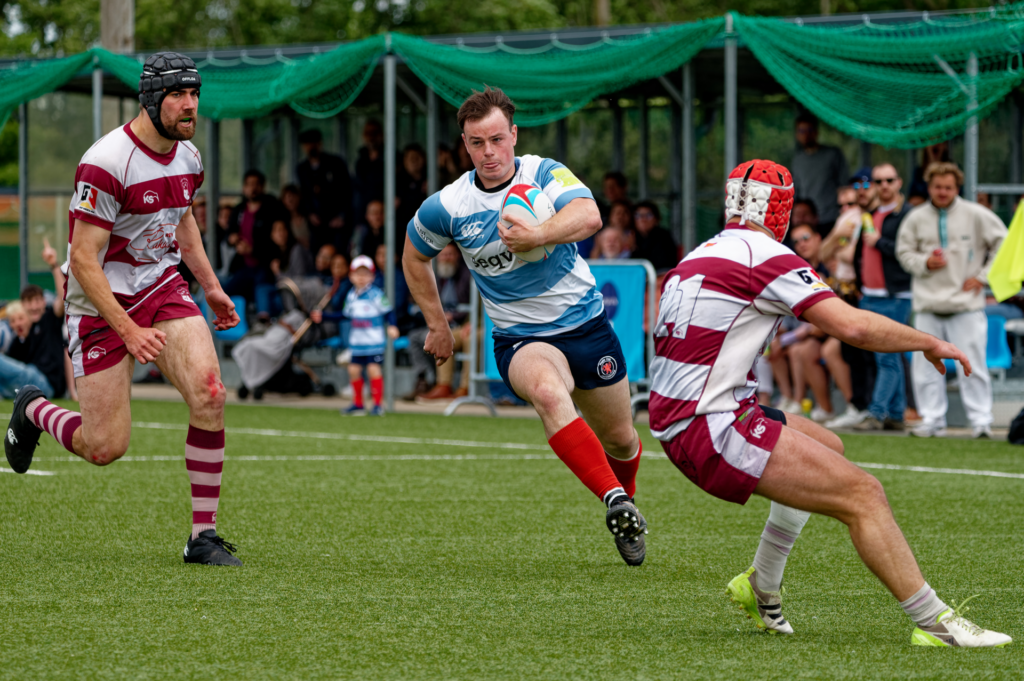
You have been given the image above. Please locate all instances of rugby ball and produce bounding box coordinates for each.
[499,184,558,263]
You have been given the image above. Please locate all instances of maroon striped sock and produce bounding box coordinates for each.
[185,425,224,540]
[25,397,81,454]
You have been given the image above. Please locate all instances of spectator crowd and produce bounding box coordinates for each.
[759,112,1010,439]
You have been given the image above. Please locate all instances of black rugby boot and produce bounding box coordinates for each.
[184,530,243,566]
[4,385,45,474]
[606,497,648,566]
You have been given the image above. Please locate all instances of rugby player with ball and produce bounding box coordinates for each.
[403,88,648,565]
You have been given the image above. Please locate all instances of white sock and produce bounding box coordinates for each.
[899,582,949,628]
[751,503,811,592]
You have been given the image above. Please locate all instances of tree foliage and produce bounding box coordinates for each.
[0,0,999,57]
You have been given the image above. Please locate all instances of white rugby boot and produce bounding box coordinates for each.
[911,599,1011,648]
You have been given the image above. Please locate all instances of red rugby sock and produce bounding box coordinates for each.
[351,378,364,408]
[370,376,384,407]
[606,439,642,498]
[26,397,81,454]
[186,425,224,540]
[548,418,623,501]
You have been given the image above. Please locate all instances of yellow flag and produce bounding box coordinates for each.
[989,199,1024,302]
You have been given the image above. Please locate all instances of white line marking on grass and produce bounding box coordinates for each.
[38,454,561,463]
[132,421,552,452]
[0,468,56,476]
[14,416,1024,481]
[852,462,1024,480]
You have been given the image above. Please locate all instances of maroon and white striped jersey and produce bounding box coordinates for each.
[648,226,836,441]
[63,123,204,317]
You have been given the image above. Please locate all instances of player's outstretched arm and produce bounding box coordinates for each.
[499,197,601,253]
[177,206,239,331]
[802,296,970,377]
[402,233,454,366]
[69,220,166,364]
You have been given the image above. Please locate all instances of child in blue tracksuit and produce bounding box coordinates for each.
[337,255,398,415]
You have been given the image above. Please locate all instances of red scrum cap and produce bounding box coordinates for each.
[724,160,795,242]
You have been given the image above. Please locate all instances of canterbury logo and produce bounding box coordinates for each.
[7,428,16,445]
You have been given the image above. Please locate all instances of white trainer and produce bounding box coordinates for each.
[809,406,832,423]
[824,404,863,429]
[912,606,1012,648]
[973,426,993,440]
[777,397,802,415]
[910,423,948,438]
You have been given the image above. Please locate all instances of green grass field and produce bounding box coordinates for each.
[2,400,1023,679]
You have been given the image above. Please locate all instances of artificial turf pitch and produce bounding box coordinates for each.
[1,400,1022,679]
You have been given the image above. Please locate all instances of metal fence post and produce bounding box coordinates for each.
[384,48,397,411]
[724,12,738,179]
[638,97,649,199]
[92,56,103,141]
[683,62,696,253]
[18,102,28,291]
[427,87,438,194]
[965,52,979,202]
[205,118,220,269]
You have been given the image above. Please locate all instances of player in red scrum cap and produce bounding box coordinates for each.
[646,159,1009,646]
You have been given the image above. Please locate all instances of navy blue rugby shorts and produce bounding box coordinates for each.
[493,313,627,398]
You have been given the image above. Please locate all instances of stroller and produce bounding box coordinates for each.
[231,277,335,400]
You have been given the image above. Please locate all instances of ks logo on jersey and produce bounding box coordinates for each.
[751,418,767,439]
[143,190,159,205]
[87,346,107,360]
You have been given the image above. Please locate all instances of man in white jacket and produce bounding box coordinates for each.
[896,162,1007,438]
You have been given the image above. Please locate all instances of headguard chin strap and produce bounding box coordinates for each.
[138,52,201,141]
[724,159,795,243]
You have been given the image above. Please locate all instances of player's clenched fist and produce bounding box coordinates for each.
[423,325,455,366]
[124,325,167,364]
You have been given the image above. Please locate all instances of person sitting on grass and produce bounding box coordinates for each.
[312,255,397,416]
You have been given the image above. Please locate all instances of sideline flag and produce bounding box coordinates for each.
[989,200,1024,302]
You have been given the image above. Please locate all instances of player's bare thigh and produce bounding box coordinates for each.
[754,425,878,524]
[74,353,134,464]
[153,315,225,431]
[782,411,844,455]
[572,379,638,459]
[507,342,577,437]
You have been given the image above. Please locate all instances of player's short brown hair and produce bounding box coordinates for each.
[924,161,964,187]
[457,87,515,131]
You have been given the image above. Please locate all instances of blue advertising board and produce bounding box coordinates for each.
[482,261,650,382]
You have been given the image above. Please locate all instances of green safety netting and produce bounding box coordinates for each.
[0,8,1024,143]
[0,50,95,128]
[734,8,1024,149]
[99,36,387,120]
[0,36,386,126]
[391,21,723,126]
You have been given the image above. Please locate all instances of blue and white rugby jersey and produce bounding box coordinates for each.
[344,284,395,357]
[408,155,602,338]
